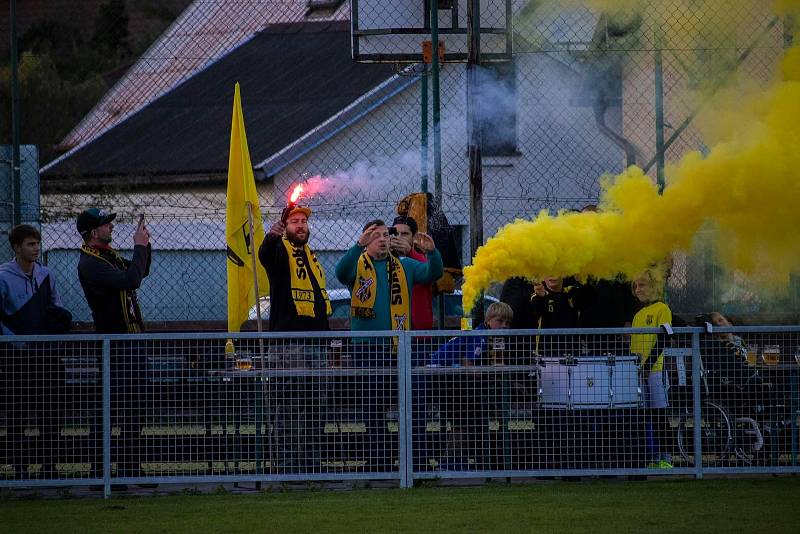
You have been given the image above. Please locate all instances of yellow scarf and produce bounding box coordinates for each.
[281,238,331,318]
[352,252,410,330]
[80,244,143,333]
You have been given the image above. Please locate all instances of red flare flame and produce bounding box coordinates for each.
[289,184,304,203]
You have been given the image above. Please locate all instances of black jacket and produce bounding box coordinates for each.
[579,278,637,328]
[78,244,151,333]
[258,233,329,332]
[530,278,595,329]
[529,278,595,357]
[500,277,536,329]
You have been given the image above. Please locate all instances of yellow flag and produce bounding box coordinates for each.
[226,83,269,332]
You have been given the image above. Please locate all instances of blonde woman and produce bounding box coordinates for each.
[630,269,673,469]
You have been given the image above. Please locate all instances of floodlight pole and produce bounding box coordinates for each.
[10,0,21,225]
[654,32,665,194]
[430,0,442,207]
[467,0,484,326]
[421,71,429,193]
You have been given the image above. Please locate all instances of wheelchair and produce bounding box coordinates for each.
[673,340,790,467]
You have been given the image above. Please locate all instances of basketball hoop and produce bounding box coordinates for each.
[351,0,512,64]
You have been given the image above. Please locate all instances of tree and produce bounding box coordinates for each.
[0,53,106,163]
[92,0,131,58]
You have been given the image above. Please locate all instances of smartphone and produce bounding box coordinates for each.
[139,214,145,227]
[388,227,398,236]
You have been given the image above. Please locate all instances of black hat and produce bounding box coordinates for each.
[77,208,116,236]
[392,215,418,234]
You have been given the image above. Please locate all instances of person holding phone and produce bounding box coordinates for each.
[388,216,435,330]
[76,208,152,483]
[335,218,442,471]
[388,215,437,470]
[77,208,151,334]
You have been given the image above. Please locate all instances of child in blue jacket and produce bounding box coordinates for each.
[429,302,513,367]
[428,302,513,470]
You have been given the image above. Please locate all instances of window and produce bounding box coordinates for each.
[306,0,345,14]
[477,60,518,156]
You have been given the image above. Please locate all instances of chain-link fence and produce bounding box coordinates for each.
[2,327,798,491]
[0,145,39,261]
[2,0,796,328]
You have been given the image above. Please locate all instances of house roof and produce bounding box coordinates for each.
[53,0,349,153]
[41,20,397,188]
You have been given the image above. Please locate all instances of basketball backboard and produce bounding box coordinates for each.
[351,0,512,63]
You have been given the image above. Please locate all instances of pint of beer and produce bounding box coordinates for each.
[330,338,343,368]
[762,345,780,365]
[489,337,505,365]
[745,345,758,366]
[235,352,253,371]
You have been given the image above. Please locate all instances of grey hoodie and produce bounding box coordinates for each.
[0,259,62,335]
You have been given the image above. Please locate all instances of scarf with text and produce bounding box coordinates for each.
[352,252,410,330]
[80,244,143,333]
[282,238,331,317]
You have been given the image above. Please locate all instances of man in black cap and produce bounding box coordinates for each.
[77,208,151,483]
[77,208,151,333]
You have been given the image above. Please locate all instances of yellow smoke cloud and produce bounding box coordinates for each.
[462,37,800,313]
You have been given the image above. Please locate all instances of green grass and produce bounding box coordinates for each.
[3,478,799,533]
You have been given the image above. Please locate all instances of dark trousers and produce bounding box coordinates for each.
[1,342,62,479]
[84,344,145,479]
[267,342,329,472]
[411,341,429,471]
[352,342,395,471]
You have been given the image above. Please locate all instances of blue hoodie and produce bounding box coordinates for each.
[428,324,490,367]
[0,259,62,335]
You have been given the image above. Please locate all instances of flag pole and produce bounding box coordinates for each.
[247,200,267,369]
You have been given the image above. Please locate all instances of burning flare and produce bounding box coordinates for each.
[289,184,305,204]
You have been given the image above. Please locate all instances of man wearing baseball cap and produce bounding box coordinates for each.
[259,205,330,332]
[77,207,152,483]
[77,208,151,333]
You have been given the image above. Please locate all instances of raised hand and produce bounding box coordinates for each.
[390,235,411,256]
[270,220,286,236]
[134,218,150,247]
[533,281,546,297]
[414,232,436,253]
[357,224,380,247]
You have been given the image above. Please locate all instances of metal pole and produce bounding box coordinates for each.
[398,332,412,488]
[467,0,484,326]
[654,46,665,193]
[246,201,269,479]
[102,338,112,498]
[421,70,429,193]
[246,202,267,366]
[642,17,779,174]
[691,330,703,479]
[430,0,442,207]
[10,0,21,225]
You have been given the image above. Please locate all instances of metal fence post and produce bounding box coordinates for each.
[429,0,442,207]
[9,0,21,226]
[654,44,666,194]
[397,332,412,488]
[102,338,111,497]
[691,330,703,479]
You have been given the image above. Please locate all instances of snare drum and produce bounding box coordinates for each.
[538,355,641,409]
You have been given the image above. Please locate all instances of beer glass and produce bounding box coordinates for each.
[745,345,758,366]
[762,345,780,365]
[235,352,253,371]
